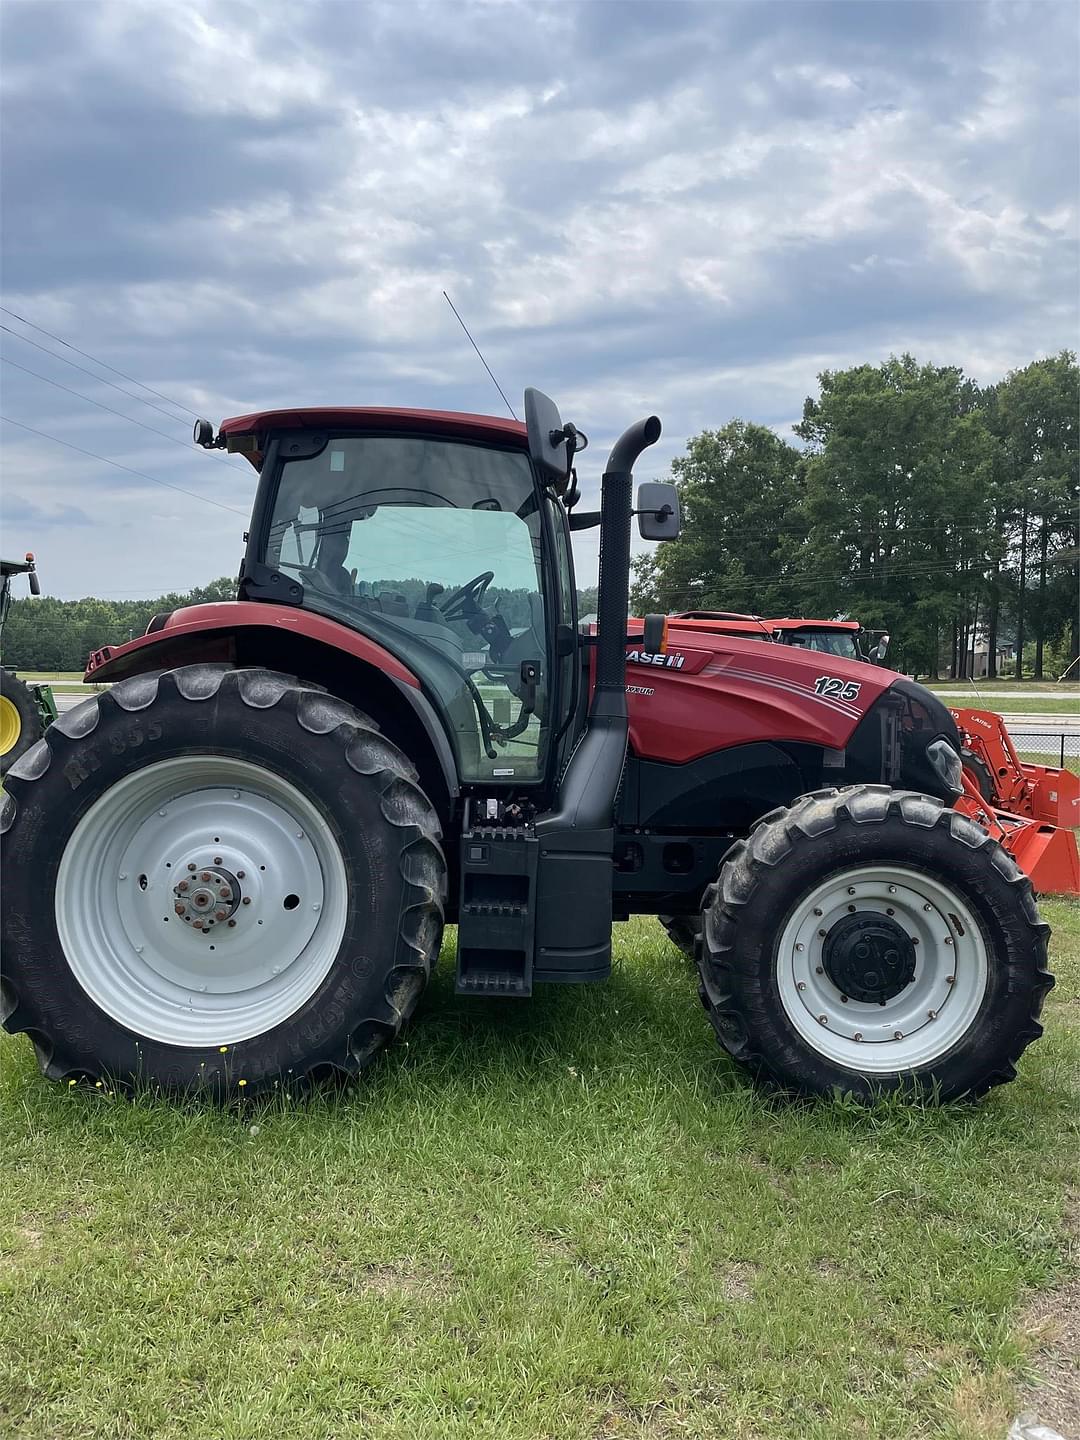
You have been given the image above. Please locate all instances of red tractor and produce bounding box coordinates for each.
[1,394,1053,1101]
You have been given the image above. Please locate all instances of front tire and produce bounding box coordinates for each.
[0,666,43,775]
[1,666,446,1095]
[697,786,1053,1101]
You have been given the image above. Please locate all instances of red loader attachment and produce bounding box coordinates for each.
[952,709,1080,897]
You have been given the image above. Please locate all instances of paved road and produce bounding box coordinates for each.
[53,690,1079,740]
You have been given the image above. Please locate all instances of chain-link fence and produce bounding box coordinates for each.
[1009,730,1080,771]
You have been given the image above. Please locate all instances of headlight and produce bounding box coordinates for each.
[926,739,963,796]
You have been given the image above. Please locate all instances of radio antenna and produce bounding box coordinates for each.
[442,291,518,420]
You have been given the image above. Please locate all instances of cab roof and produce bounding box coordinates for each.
[218,407,528,468]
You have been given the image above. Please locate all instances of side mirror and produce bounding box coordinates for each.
[29,571,40,597]
[874,634,890,662]
[642,613,667,651]
[524,387,570,492]
[636,482,680,541]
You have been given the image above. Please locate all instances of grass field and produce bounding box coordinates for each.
[940,697,1079,717]
[2,906,1077,1440]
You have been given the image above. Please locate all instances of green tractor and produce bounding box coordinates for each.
[0,553,57,775]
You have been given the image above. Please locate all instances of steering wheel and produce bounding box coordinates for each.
[440,570,495,621]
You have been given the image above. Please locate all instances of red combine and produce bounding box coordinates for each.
[1,394,1053,1102]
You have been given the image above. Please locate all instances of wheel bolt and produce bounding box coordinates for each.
[818,1015,828,1025]
[215,909,227,921]
[818,929,827,938]
[237,871,245,880]
[214,856,223,865]
[927,1010,937,1020]
[227,919,236,927]
[847,887,856,895]
[912,938,919,945]
[178,881,189,892]
[242,897,252,906]
[174,903,184,916]
[888,886,896,894]
[847,904,856,913]
[201,872,211,882]
[797,981,806,991]
[219,887,230,899]
[815,966,824,975]
[795,943,804,952]
[946,975,955,985]
[944,937,953,946]
[813,907,823,917]
[840,995,849,1003]
[853,1032,863,1042]
[894,1031,904,1039]
[886,907,894,916]
[924,904,932,912]
[187,863,196,872]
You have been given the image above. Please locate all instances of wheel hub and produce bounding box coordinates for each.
[822,912,917,1003]
[173,865,242,931]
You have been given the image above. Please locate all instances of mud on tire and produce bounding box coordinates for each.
[697,785,1053,1102]
[1,665,446,1096]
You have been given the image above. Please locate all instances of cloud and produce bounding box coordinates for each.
[0,0,1076,597]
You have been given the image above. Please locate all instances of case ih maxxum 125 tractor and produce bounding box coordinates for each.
[1,394,1053,1102]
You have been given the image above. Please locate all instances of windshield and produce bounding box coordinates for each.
[264,434,550,785]
[786,630,860,659]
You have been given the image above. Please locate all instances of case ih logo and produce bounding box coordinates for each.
[626,649,686,669]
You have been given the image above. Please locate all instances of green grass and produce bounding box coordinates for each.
[945,696,1079,717]
[926,680,1075,692]
[2,907,1078,1440]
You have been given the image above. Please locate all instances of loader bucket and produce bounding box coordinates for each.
[1020,761,1080,829]
[995,814,1080,898]
[955,783,1080,899]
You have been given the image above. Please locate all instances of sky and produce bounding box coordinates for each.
[1,0,1077,601]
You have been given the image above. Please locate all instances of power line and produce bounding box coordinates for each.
[0,324,198,427]
[0,356,252,474]
[0,304,197,420]
[1,416,247,517]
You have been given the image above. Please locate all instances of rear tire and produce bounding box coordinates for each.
[0,667,43,776]
[658,914,701,959]
[1,666,446,1096]
[697,785,1053,1101]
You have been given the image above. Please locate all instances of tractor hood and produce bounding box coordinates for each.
[623,622,963,800]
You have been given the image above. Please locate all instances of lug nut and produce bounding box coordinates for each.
[853,1032,863,1042]
[888,886,896,894]
[840,995,849,1003]
[893,1031,904,1039]
[818,1015,829,1025]
[886,907,894,916]
[944,937,953,946]
[214,856,222,865]
[227,919,236,927]
[187,863,196,873]
[847,904,856,913]
[237,871,245,879]
[818,929,827,938]
[813,907,823,917]
[174,903,184,916]
[795,943,804,952]
[796,981,806,991]
[215,909,227,921]
[219,887,230,899]
[201,872,211,882]
[927,1010,937,1020]
[815,966,824,975]
[242,897,252,906]
[178,880,189,892]
[946,975,955,985]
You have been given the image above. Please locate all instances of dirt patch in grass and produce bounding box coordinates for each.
[1016,1193,1080,1438]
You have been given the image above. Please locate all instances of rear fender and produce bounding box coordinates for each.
[84,603,458,818]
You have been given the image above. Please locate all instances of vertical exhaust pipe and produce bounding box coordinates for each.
[540,413,662,831]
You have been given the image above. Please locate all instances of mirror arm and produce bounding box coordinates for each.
[568,510,602,531]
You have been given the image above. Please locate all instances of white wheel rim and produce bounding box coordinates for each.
[55,757,349,1047]
[775,866,988,1073]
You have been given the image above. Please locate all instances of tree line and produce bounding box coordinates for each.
[4,353,1076,680]
[631,352,1078,678]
